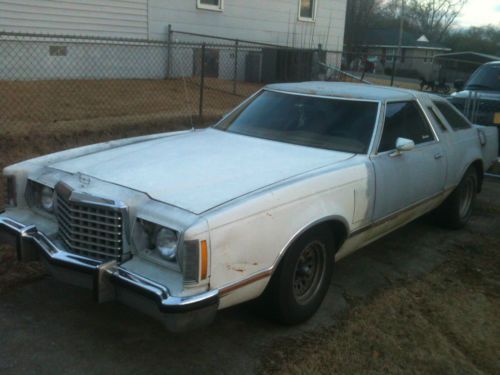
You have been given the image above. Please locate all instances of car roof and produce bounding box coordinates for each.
[265,81,418,101]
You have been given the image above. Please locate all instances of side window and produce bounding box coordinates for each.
[433,101,471,130]
[379,101,435,152]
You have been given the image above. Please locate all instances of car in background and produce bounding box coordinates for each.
[450,61,500,154]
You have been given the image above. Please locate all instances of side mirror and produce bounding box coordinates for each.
[390,137,415,157]
[396,137,415,151]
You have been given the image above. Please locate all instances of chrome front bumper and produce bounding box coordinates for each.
[0,215,219,332]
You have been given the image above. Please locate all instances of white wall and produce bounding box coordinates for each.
[0,0,347,80]
[0,0,148,38]
[0,40,167,80]
[0,1,347,51]
[150,0,347,51]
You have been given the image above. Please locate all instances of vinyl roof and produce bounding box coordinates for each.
[265,81,417,101]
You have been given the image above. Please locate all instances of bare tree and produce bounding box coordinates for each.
[344,0,381,52]
[405,0,468,42]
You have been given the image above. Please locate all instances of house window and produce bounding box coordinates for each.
[424,50,432,63]
[386,49,396,63]
[197,0,223,11]
[299,0,316,21]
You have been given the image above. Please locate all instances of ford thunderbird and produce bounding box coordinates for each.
[1,82,498,331]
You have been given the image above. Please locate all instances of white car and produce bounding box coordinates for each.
[1,82,497,331]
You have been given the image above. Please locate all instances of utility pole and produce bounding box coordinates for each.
[390,0,405,86]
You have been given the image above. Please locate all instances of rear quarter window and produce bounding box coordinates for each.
[433,101,472,130]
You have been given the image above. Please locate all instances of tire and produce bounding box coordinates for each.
[259,227,335,325]
[434,167,478,229]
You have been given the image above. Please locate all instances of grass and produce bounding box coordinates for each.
[369,77,421,90]
[261,201,500,375]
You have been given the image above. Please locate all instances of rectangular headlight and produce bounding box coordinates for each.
[26,180,55,213]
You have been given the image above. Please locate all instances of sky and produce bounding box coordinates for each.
[456,0,500,28]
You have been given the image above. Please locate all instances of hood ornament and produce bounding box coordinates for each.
[79,173,91,187]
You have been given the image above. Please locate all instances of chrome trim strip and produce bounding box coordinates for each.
[349,186,455,237]
[416,98,441,142]
[219,269,273,297]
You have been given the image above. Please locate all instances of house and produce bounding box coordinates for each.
[0,0,347,81]
[351,28,451,79]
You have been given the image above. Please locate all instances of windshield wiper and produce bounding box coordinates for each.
[465,83,496,90]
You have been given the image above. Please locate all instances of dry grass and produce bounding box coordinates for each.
[0,78,261,131]
[369,77,421,90]
[261,203,500,375]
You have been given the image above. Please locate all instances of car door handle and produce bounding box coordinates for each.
[434,152,443,160]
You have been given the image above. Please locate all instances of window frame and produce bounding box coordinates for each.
[214,88,383,155]
[298,0,317,22]
[427,105,449,132]
[197,0,224,12]
[375,99,439,154]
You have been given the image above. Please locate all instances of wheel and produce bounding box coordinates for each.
[433,167,478,229]
[259,227,335,325]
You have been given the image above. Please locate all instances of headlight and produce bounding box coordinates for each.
[133,218,209,284]
[134,219,180,263]
[40,186,55,212]
[156,227,178,261]
[27,181,55,213]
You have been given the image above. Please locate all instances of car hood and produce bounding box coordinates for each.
[452,90,500,101]
[51,128,354,214]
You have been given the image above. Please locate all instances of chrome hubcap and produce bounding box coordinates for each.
[293,241,326,305]
[459,177,475,219]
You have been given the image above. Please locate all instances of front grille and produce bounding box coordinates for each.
[55,193,124,261]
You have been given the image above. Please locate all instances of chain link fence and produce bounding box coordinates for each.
[2,28,488,134]
[1,28,498,199]
[0,29,340,134]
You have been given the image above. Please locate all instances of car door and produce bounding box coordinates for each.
[371,100,447,221]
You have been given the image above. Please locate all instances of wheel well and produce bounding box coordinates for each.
[470,160,484,193]
[298,219,349,253]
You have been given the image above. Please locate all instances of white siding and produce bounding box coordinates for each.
[0,1,346,50]
[149,0,347,51]
[0,0,148,38]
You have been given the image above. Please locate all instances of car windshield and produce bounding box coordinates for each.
[214,90,379,154]
[465,64,500,91]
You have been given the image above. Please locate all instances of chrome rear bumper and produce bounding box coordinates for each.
[0,215,219,332]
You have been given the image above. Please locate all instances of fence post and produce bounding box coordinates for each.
[166,24,172,79]
[199,43,206,123]
[233,40,239,95]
